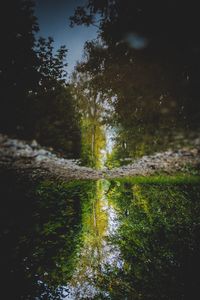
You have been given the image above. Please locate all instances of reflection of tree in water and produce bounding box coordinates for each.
[104,180,200,299]
[0,175,93,300]
[66,180,121,299]
[1,172,200,299]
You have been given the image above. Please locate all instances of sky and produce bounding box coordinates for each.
[35,0,98,75]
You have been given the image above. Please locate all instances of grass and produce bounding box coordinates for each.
[109,174,200,185]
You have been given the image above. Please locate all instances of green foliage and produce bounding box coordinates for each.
[107,174,200,185]
[0,172,95,299]
[71,0,200,160]
[27,37,81,156]
[80,118,106,168]
[1,171,200,299]
[104,181,200,299]
[71,71,106,167]
[0,4,81,157]
[34,84,81,157]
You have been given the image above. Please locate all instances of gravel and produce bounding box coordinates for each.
[0,134,200,181]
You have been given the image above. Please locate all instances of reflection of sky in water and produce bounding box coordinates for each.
[101,189,123,269]
[64,180,123,299]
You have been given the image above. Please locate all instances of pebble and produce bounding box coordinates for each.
[0,133,200,180]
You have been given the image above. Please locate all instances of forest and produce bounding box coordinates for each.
[1,0,200,167]
[0,1,200,299]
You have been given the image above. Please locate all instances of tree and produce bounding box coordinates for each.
[0,1,81,157]
[32,37,81,157]
[71,70,106,167]
[0,0,39,135]
[71,0,200,158]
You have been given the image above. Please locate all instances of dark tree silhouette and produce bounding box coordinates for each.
[0,0,39,135]
[33,37,81,157]
[71,0,200,124]
[0,1,81,157]
[71,0,200,159]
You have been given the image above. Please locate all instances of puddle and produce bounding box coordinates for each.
[0,174,200,299]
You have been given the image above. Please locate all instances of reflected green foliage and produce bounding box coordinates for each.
[0,171,94,299]
[104,180,200,299]
[68,180,111,298]
[107,174,200,185]
[1,172,200,299]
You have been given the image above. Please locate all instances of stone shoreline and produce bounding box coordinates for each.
[0,134,200,181]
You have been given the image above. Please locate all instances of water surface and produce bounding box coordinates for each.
[1,173,200,299]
